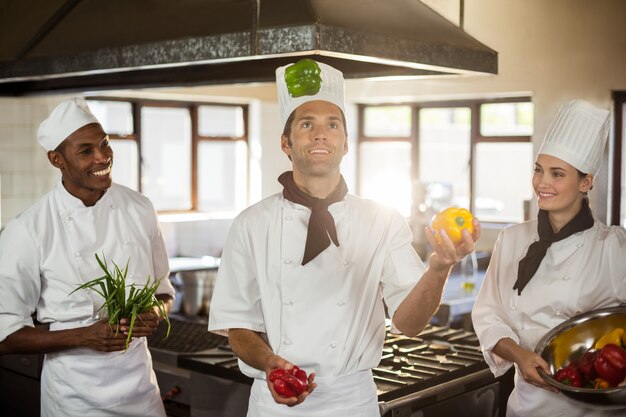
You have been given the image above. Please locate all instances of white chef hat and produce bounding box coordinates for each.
[276,59,346,129]
[538,99,611,175]
[37,97,100,151]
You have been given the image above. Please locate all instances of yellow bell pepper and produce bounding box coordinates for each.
[431,207,474,244]
[595,328,625,350]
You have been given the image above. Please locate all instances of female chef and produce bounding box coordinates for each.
[472,99,626,417]
[0,98,175,417]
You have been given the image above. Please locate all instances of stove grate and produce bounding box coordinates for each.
[148,317,227,352]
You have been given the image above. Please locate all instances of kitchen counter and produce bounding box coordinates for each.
[433,270,487,328]
[169,256,220,274]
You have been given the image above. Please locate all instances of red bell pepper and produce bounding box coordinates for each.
[575,350,598,382]
[594,343,626,386]
[269,366,308,398]
[554,363,583,387]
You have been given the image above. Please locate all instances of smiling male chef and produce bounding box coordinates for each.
[0,98,175,417]
[208,59,480,417]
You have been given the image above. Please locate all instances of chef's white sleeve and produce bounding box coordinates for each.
[380,212,426,325]
[0,219,41,342]
[208,216,265,337]
[472,229,519,377]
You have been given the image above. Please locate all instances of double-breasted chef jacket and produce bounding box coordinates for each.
[209,193,426,416]
[472,219,626,417]
[0,181,175,417]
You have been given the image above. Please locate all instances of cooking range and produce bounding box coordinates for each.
[148,316,512,417]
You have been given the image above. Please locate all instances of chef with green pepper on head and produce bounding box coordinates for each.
[209,58,481,416]
[0,98,175,416]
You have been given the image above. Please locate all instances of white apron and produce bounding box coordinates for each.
[247,370,379,417]
[40,321,165,417]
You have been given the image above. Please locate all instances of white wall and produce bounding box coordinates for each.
[0,96,72,225]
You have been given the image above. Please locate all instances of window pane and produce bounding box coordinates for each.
[197,141,248,213]
[363,106,412,137]
[475,142,534,222]
[481,102,534,136]
[141,107,191,211]
[198,105,244,137]
[359,141,412,216]
[418,108,471,211]
[87,100,133,136]
[110,139,138,190]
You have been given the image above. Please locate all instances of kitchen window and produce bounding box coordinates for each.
[87,98,248,214]
[612,92,626,227]
[357,98,534,223]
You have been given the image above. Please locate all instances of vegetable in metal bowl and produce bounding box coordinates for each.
[534,306,626,409]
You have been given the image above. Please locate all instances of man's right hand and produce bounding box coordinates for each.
[81,319,129,352]
[265,354,317,406]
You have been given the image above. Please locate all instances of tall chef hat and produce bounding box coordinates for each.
[538,99,611,175]
[276,59,346,129]
[37,97,100,151]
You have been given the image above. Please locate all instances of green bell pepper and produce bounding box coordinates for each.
[284,59,322,98]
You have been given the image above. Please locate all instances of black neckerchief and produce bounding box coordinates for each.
[513,198,594,295]
[278,171,348,265]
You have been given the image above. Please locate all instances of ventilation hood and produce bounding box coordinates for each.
[0,0,497,95]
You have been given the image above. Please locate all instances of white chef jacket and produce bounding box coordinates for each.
[472,218,626,417]
[0,181,175,417]
[208,193,425,415]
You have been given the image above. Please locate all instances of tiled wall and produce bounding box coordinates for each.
[0,97,69,226]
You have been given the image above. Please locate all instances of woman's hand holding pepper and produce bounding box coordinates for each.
[264,354,316,406]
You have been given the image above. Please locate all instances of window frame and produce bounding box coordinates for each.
[357,97,532,223]
[611,92,625,226]
[87,97,249,213]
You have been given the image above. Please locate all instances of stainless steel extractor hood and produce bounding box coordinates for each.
[0,0,497,95]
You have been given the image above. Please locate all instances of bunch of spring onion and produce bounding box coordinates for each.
[71,253,170,349]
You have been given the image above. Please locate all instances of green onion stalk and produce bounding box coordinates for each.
[70,253,170,349]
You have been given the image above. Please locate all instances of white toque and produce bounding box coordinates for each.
[538,100,611,175]
[37,97,100,151]
[276,59,346,130]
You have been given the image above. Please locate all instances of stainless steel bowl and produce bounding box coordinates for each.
[534,306,626,409]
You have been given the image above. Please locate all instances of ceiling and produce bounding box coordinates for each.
[0,0,498,95]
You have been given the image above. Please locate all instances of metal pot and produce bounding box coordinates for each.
[178,270,217,316]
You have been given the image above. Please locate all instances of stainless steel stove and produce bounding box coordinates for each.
[148,317,511,417]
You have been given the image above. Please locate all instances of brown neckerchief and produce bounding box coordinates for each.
[278,171,348,265]
[513,198,594,295]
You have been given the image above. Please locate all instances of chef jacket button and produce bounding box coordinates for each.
[75,252,81,257]
[330,342,337,348]
[563,276,570,281]
[285,215,293,221]
[65,216,72,221]
[283,338,292,345]
[511,305,517,311]
[110,204,116,209]
[337,301,346,306]
[283,300,293,306]
[123,240,129,246]
[555,310,561,316]
[343,260,350,266]
[284,259,292,265]
[577,243,583,248]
